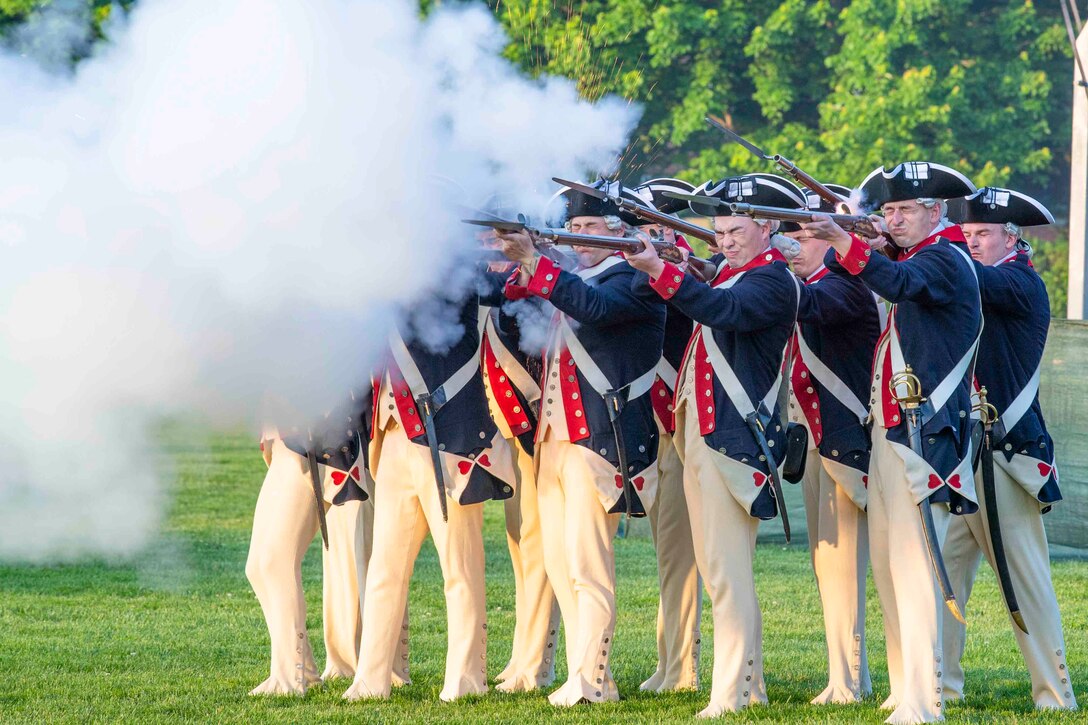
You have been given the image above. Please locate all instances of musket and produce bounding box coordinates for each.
[728,202,886,241]
[552,177,719,282]
[552,177,716,245]
[973,387,1028,633]
[889,365,966,624]
[462,217,714,281]
[706,115,846,209]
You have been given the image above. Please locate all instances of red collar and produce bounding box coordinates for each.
[804,265,830,285]
[712,246,786,285]
[899,224,966,260]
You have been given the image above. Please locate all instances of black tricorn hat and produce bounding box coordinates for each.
[556,178,623,221]
[629,177,697,217]
[802,183,854,213]
[688,173,806,217]
[946,187,1054,228]
[857,161,975,212]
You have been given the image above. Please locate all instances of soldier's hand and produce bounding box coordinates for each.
[866,215,890,251]
[623,235,665,279]
[496,230,539,267]
[799,215,851,244]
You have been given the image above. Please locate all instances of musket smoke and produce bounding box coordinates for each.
[0,0,638,562]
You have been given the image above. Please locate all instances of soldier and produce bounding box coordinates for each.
[246,392,396,694]
[626,173,805,717]
[784,184,881,703]
[625,178,703,693]
[941,187,1077,710]
[496,181,665,706]
[477,225,561,693]
[802,161,978,724]
[342,269,519,703]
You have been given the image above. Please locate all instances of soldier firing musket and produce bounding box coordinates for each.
[939,187,1077,711]
[463,215,715,282]
[803,160,980,724]
[551,177,720,281]
[729,202,888,241]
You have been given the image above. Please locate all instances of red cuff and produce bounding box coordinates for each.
[503,267,530,300]
[649,262,686,300]
[835,234,875,275]
[526,255,560,299]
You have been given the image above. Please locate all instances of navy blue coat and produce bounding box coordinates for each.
[508,256,665,515]
[382,274,512,504]
[975,253,1060,505]
[283,390,371,505]
[827,230,980,513]
[642,253,796,519]
[796,270,881,469]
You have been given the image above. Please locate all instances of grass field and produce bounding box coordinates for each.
[1,426,1086,723]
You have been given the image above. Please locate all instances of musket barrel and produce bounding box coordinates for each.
[729,202,882,240]
[619,200,715,244]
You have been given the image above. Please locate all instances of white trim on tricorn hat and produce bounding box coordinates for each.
[687,173,806,217]
[550,178,623,224]
[857,161,976,212]
[630,177,697,216]
[946,186,1055,227]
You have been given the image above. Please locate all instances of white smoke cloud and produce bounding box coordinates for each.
[0,0,639,562]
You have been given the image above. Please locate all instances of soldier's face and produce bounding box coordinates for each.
[789,230,830,278]
[963,223,1017,266]
[569,215,624,268]
[569,216,622,237]
[713,216,770,268]
[880,200,943,247]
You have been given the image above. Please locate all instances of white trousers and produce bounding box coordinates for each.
[245,439,371,694]
[642,429,702,692]
[536,437,621,706]
[801,447,872,704]
[344,425,487,702]
[673,406,766,718]
[868,428,951,724]
[941,461,1077,710]
[498,441,561,691]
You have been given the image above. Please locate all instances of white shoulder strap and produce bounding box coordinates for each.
[558,316,655,401]
[700,271,800,418]
[889,243,982,417]
[483,312,542,403]
[388,321,482,406]
[795,324,868,422]
[1000,362,1041,434]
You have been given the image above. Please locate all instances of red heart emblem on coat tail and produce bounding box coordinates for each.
[477,454,491,467]
[350,466,361,481]
[948,474,962,489]
[1038,462,1053,477]
[927,474,942,489]
[862,475,869,488]
[632,476,645,491]
[458,461,473,475]
[753,472,766,487]
[330,471,347,486]
[614,474,624,489]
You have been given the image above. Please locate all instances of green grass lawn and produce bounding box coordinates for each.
[1,426,1086,723]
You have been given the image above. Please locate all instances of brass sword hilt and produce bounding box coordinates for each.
[972,386,999,427]
[889,365,926,409]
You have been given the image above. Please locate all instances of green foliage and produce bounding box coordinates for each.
[484,0,1075,308]
[1034,234,1070,317]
